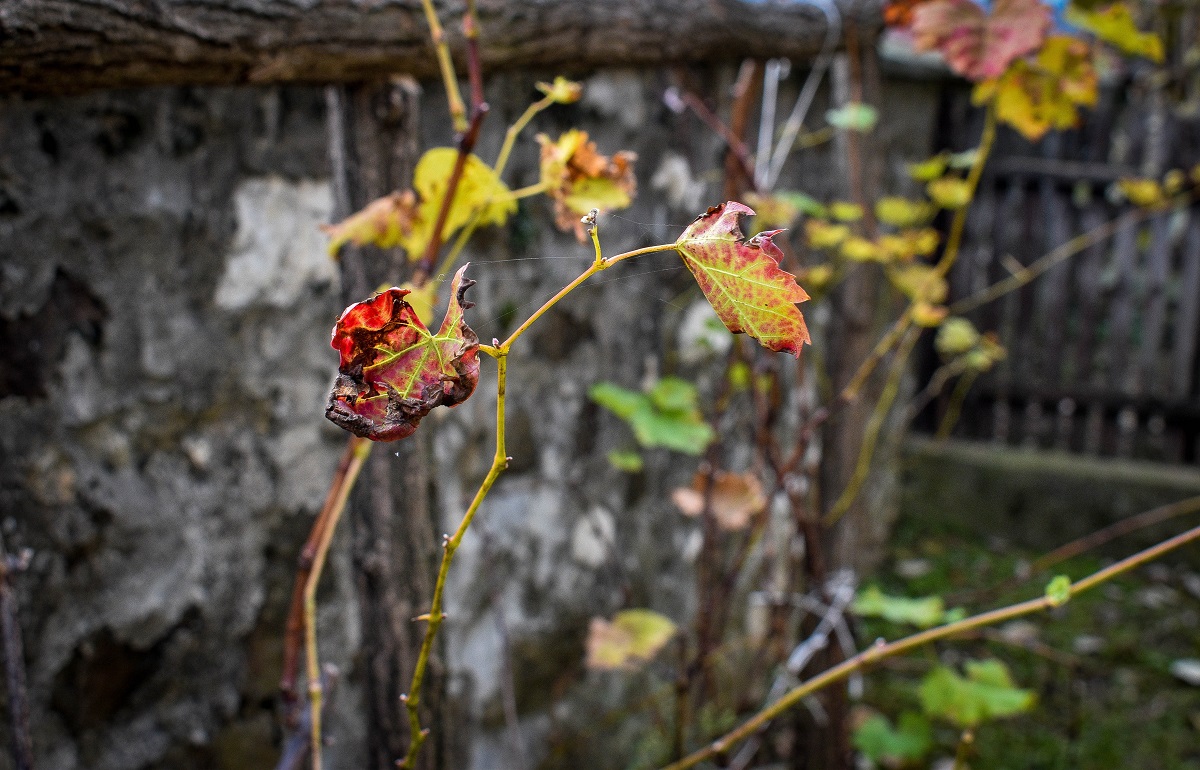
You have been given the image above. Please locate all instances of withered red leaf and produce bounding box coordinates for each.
[325,265,480,441]
[674,202,811,357]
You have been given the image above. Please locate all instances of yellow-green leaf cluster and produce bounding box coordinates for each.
[973,36,1099,141]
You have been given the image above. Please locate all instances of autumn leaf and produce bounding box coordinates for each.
[321,191,419,257]
[911,0,1051,81]
[674,202,811,357]
[539,130,637,241]
[585,609,677,670]
[1065,2,1163,62]
[972,36,1098,141]
[671,470,767,531]
[325,265,480,441]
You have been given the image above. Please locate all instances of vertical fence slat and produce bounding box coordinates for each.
[1172,211,1200,400]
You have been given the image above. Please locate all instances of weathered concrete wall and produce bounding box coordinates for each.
[0,67,944,769]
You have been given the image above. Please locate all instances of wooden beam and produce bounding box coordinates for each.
[0,0,879,95]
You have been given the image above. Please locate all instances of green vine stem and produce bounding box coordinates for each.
[660,520,1200,770]
[302,436,371,768]
[398,235,679,767]
[419,0,467,133]
[824,325,921,525]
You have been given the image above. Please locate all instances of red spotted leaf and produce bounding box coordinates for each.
[325,265,480,441]
[911,0,1052,81]
[674,202,810,357]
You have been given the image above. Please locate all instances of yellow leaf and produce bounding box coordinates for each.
[908,153,949,182]
[401,149,516,261]
[891,264,948,303]
[879,229,942,262]
[876,196,936,228]
[830,201,865,222]
[973,37,1098,142]
[841,236,886,262]
[912,302,950,327]
[800,264,836,293]
[927,178,973,209]
[1117,177,1166,208]
[806,220,851,250]
[1065,2,1163,62]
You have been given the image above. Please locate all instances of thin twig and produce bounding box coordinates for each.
[303,438,371,768]
[660,521,1200,770]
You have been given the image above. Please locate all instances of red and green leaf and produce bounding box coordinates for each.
[911,0,1052,81]
[326,265,480,441]
[674,202,810,357]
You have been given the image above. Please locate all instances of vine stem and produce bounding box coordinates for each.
[659,520,1200,770]
[824,326,920,525]
[398,236,679,767]
[301,436,371,769]
[280,437,371,717]
[419,0,467,133]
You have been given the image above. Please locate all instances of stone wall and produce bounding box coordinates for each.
[0,68,943,769]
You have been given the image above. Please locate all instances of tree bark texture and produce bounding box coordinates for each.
[324,78,461,769]
[1,0,881,95]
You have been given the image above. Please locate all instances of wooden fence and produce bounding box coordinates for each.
[924,83,1200,464]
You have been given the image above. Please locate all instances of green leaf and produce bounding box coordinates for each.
[826,102,879,132]
[607,449,644,472]
[674,202,811,357]
[585,609,678,670]
[1045,575,1072,607]
[649,376,700,414]
[920,659,1036,728]
[853,712,934,764]
[590,380,714,455]
[852,585,949,628]
[589,382,647,421]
